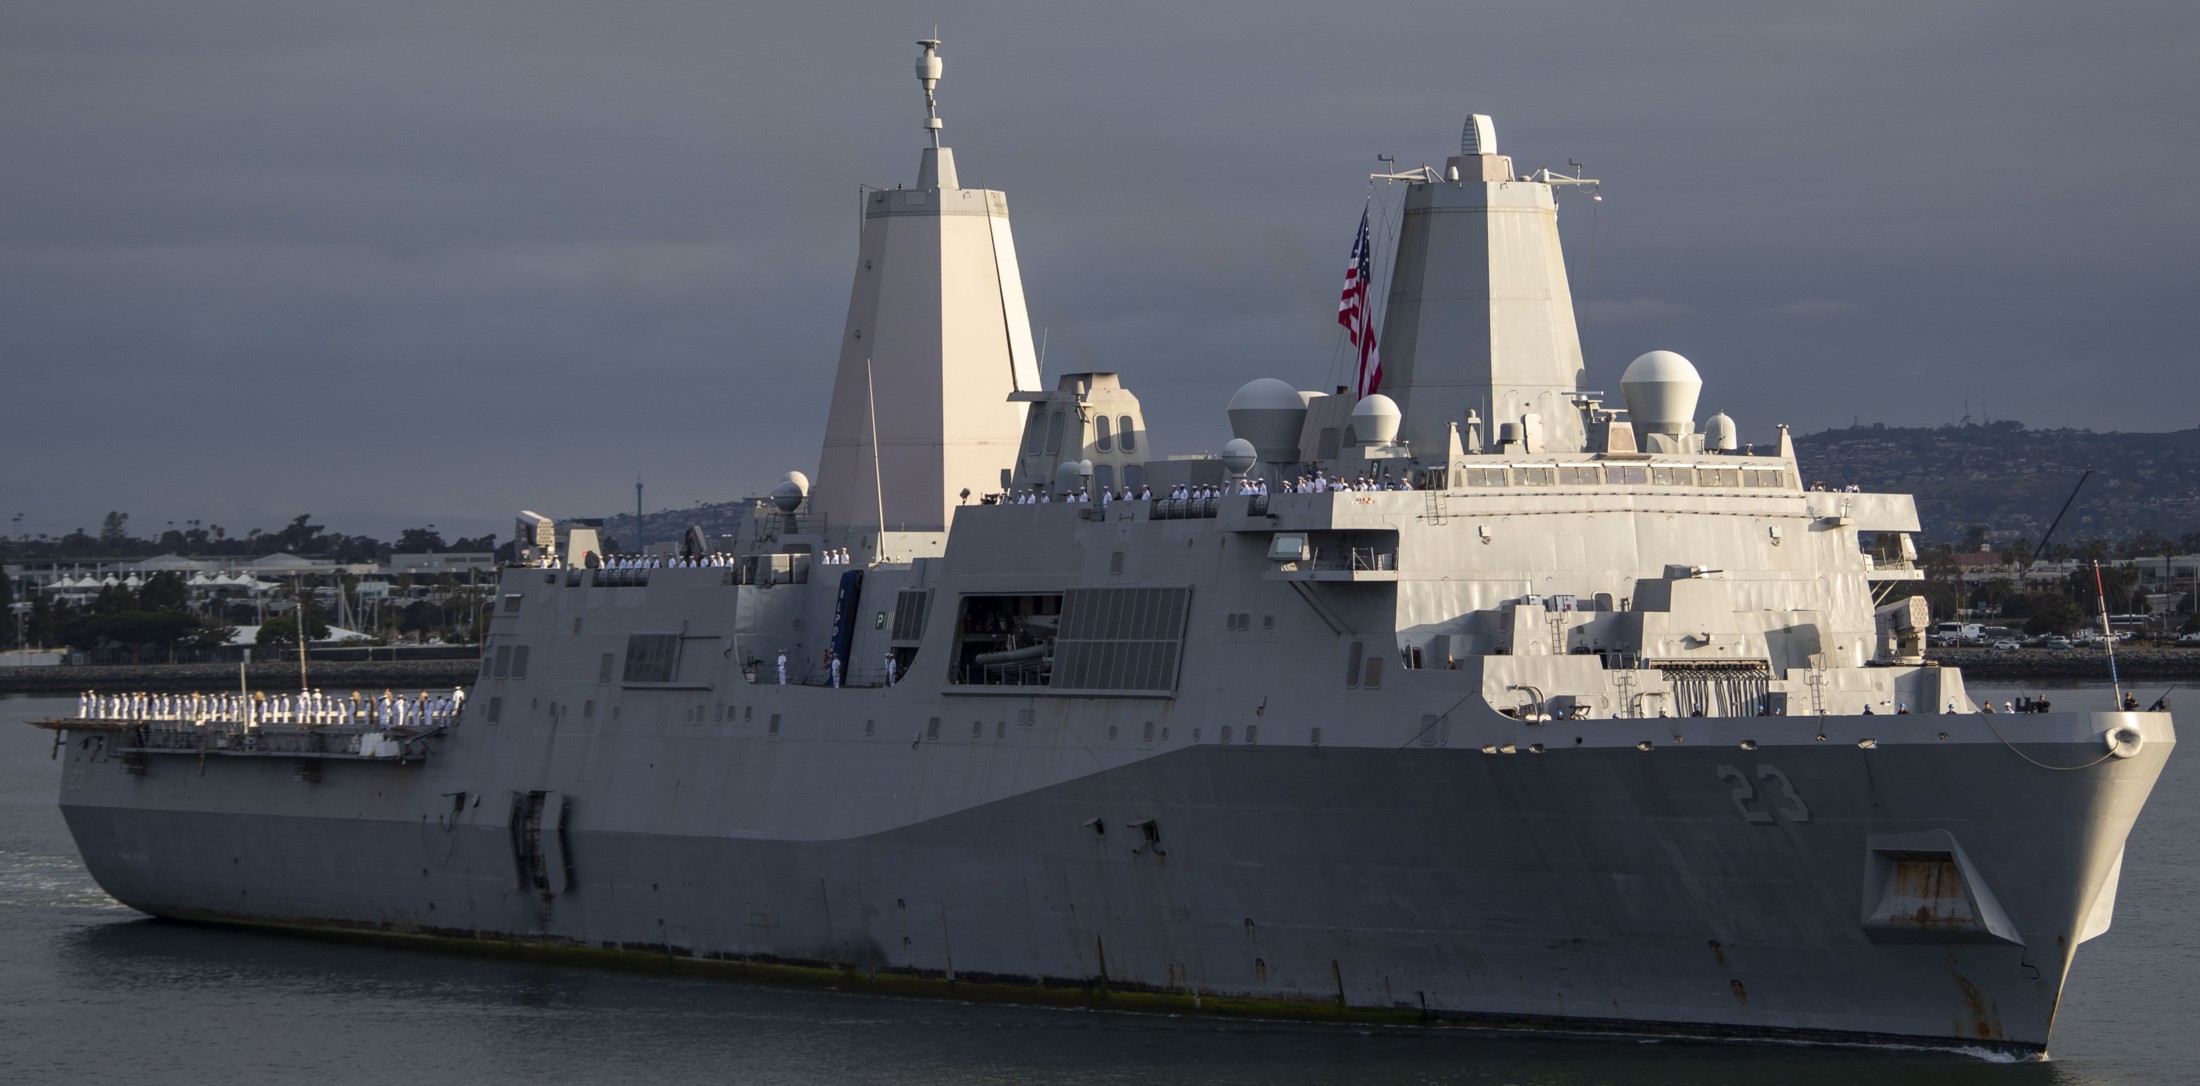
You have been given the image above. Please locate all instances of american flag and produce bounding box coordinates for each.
[1338,206,1381,399]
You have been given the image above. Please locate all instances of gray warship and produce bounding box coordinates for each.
[40,41,2172,1054]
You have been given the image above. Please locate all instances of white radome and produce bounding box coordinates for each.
[1219,438,1258,477]
[770,476,807,513]
[1704,411,1738,452]
[1620,350,1703,436]
[1351,393,1403,446]
[1227,378,1308,464]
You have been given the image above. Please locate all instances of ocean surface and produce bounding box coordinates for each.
[2,682,2191,1086]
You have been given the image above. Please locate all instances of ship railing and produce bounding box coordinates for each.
[1148,497,1220,521]
[728,554,809,586]
[114,719,444,761]
[750,511,827,546]
[65,693,465,733]
[41,711,450,763]
[753,662,907,689]
[954,659,1051,686]
[1307,546,1396,572]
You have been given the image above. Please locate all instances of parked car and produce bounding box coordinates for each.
[2045,637,2074,650]
[1992,639,2023,651]
[2178,631,2200,646]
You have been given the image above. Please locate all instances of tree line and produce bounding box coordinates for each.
[1888,527,2200,637]
[1,512,503,564]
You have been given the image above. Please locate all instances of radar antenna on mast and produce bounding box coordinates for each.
[916,37,944,147]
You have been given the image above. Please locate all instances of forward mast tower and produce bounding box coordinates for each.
[811,39,1039,537]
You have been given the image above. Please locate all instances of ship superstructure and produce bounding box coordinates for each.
[41,42,2170,1054]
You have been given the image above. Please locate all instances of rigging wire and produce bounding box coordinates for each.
[1979,711,2122,772]
[1324,177,1403,397]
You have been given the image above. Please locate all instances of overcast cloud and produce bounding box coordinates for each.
[3,1,2194,543]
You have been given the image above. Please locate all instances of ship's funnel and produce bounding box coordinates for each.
[1351,393,1402,446]
[1227,378,1307,464]
[1620,350,1702,436]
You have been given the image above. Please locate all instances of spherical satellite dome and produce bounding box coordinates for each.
[1620,350,1703,436]
[1052,462,1083,494]
[1350,393,1402,446]
[1220,438,1257,477]
[1704,411,1738,452]
[770,471,809,513]
[1227,378,1308,463]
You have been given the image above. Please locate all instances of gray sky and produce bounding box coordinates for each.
[4,2,2195,543]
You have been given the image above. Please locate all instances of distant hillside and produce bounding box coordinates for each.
[1793,421,2200,545]
[594,498,762,553]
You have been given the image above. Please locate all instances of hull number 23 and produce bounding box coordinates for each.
[1716,764,1811,824]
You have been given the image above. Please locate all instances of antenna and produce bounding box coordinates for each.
[866,358,888,561]
[1462,114,1497,156]
[635,475,645,554]
[916,37,944,148]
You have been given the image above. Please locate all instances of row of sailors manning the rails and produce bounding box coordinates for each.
[994,475,1410,505]
[989,477,1870,504]
[976,463,1867,506]
[525,471,1872,573]
[1522,696,2106,720]
[527,552,860,570]
[76,688,464,729]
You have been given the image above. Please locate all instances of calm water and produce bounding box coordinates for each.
[2,684,2191,1086]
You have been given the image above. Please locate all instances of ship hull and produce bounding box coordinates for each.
[56,710,2168,1054]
